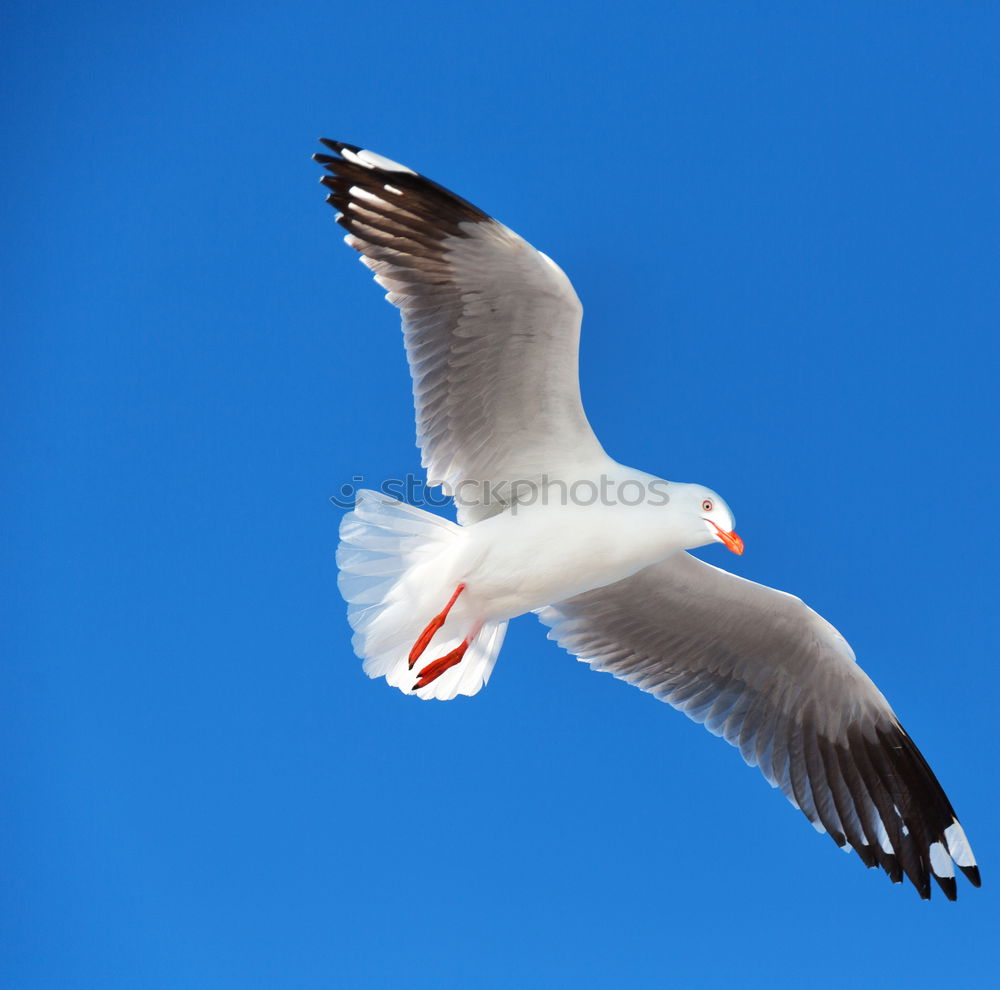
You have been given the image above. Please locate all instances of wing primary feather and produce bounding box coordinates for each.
[800,711,848,847]
[841,724,906,884]
[817,734,875,867]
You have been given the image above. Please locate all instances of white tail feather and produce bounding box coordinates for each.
[337,491,507,700]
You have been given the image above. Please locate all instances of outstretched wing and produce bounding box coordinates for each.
[537,552,981,899]
[315,141,607,523]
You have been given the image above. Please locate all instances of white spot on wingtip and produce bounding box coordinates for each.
[876,819,893,855]
[356,149,415,174]
[944,820,977,867]
[929,841,955,878]
[384,183,402,195]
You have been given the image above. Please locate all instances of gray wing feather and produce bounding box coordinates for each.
[537,551,980,899]
[315,141,606,522]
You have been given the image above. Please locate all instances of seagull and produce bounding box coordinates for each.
[314,139,980,900]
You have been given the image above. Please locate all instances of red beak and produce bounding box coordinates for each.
[708,520,744,555]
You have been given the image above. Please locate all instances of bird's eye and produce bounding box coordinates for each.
[702,499,713,512]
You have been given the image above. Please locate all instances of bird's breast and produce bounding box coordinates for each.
[456,500,683,619]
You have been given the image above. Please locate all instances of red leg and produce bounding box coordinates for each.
[413,639,470,691]
[408,583,466,669]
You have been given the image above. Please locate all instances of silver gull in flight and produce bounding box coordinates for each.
[314,140,980,900]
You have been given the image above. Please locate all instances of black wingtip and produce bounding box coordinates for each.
[309,138,493,235]
[318,137,361,156]
[960,864,982,888]
[881,855,903,886]
[932,873,958,901]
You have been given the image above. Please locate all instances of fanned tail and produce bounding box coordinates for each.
[337,491,507,700]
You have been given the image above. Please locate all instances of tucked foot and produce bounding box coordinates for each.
[413,639,470,691]
[408,583,466,668]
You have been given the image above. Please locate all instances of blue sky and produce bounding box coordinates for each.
[4,1,999,986]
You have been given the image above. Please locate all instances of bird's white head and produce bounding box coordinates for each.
[676,483,744,555]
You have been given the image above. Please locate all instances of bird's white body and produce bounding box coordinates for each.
[341,470,724,702]
[444,473,703,620]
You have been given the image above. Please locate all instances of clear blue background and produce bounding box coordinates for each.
[4,2,998,987]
